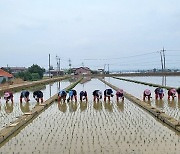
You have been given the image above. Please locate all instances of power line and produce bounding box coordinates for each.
[82,51,157,61]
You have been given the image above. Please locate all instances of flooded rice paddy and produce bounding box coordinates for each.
[108,77,180,120]
[0,81,70,130]
[122,76,180,88]
[0,78,180,154]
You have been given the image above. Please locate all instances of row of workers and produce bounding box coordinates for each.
[143,87,180,101]
[58,89,124,102]
[1,87,179,103]
[60,87,180,102]
[0,90,43,103]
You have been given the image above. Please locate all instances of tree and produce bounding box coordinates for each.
[24,71,32,81]
[15,72,25,79]
[28,64,45,79]
[31,73,40,81]
[15,64,45,81]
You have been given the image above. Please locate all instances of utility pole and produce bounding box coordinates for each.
[56,55,60,76]
[161,47,166,71]
[158,51,164,72]
[160,51,164,72]
[49,54,51,78]
[56,56,58,76]
[108,64,109,74]
[58,58,61,75]
[68,59,71,69]
[104,64,106,74]
[68,59,72,74]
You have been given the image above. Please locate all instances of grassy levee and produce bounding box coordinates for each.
[88,72,180,78]
[0,77,83,146]
[99,78,180,132]
[0,76,70,95]
[113,77,177,90]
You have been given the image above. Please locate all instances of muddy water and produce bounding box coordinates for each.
[108,77,180,120]
[0,79,180,154]
[122,76,180,87]
[0,81,70,130]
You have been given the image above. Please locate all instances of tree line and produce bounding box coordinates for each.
[15,64,45,81]
[2,64,45,81]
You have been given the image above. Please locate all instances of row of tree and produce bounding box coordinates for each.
[15,64,45,81]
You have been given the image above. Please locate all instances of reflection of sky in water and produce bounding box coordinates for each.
[108,77,180,120]
[0,98,179,153]
[0,81,70,130]
[0,78,180,153]
[122,76,180,87]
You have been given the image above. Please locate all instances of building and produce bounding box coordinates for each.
[74,67,91,75]
[50,70,64,76]
[1,67,27,75]
[98,69,104,74]
[0,68,14,83]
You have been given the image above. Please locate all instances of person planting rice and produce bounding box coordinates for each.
[143,89,151,101]
[20,90,30,103]
[168,88,176,100]
[154,88,164,100]
[67,89,77,102]
[58,90,67,102]
[4,91,13,103]
[116,89,124,101]
[33,90,43,103]
[104,89,114,101]
[92,90,102,102]
[80,91,88,102]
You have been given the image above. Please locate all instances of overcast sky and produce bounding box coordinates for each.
[0,0,180,71]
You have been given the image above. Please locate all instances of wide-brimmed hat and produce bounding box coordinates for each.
[144,89,151,95]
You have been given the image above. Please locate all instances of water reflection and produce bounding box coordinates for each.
[80,101,87,112]
[57,82,60,92]
[5,102,13,114]
[68,102,78,112]
[162,76,167,86]
[104,101,113,112]
[93,101,102,111]
[49,84,52,97]
[117,100,124,112]
[58,102,67,113]
[20,102,30,113]
[155,99,164,109]
[144,100,151,105]
[29,85,46,92]
[168,100,176,109]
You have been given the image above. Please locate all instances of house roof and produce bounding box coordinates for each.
[0,68,13,78]
[75,67,91,71]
